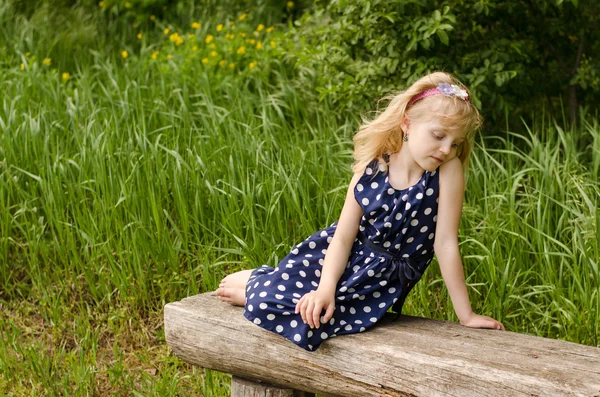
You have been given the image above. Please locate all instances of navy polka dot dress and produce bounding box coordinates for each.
[243,154,440,351]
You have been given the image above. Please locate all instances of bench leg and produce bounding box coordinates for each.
[231,376,315,397]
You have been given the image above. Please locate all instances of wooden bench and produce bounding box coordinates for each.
[164,292,600,396]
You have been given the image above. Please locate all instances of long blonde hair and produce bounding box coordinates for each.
[352,72,482,176]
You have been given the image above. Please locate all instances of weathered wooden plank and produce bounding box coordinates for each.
[231,376,316,397]
[164,292,600,397]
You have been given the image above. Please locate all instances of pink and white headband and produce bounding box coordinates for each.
[407,82,470,108]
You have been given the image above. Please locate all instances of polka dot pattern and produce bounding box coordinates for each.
[243,154,439,352]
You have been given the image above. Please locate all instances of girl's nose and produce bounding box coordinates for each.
[440,144,451,155]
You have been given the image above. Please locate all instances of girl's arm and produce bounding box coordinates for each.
[296,171,364,329]
[433,158,505,330]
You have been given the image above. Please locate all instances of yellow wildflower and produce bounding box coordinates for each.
[193,46,198,51]
[249,61,257,69]
[231,24,236,30]
[256,41,262,49]
[137,33,142,39]
[270,40,276,48]
[211,51,218,57]
[167,54,172,60]
[249,39,256,45]
[229,63,235,69]
[121,51,128,59]
[287,1,294,8]
[205,34,214,44]
[151,51,159,60]
[202,58,209,64]
[256,24,264,32]
[238,13,247,21]
[164,28,170,35]
[253,31,259,36]
[62,72,70,80]
[150,15,156,21]
[219,60,227,67]
[237,46,246,55]
[25,52,31,57]
[266,26,275,33]
[124,2,131,8]
[20,63,24,70]
[210,43,216,49]
[241,32,247,38]
[42,58,51,65]
[187,33,194,39]
[192,22,201,29]
[98,1,106,8]
[217,24,223,32]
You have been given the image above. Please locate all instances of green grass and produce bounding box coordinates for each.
[0,1,599,395]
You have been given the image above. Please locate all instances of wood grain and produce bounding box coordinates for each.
[165,292,600,397]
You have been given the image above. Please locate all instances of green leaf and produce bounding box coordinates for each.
[436,29,449,45]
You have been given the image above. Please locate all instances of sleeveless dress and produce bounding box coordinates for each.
[243,154,440,351]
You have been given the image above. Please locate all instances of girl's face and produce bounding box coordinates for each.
[401,117,466,171]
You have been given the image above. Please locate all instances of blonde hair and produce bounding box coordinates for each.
[352,71,482,177]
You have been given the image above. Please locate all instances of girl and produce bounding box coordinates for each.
[216,71,505,351]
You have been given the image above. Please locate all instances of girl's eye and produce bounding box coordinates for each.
[432,133,443,140]
[452,143,460,148]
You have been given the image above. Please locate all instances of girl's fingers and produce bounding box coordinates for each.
[305,301,315,328]
[312,304,322,329]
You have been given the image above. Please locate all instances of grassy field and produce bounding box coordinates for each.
[0,2,598,395]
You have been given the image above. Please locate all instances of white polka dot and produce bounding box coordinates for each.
[321,332,329,339]
[429,233,435,240]
[259,291,267,297]
[406,202,411,210]
[294,334,301,342]
[370,317,378,323]
[362,198,370,206]
[395,244,401,249]
[275,294,284,299]
[411,219,419,226]
[389,287,396,294]
[260,303,268,309]
[426,188,434,196]
[247,304,253,312]
[267,314,275,320]
[327,236,333,243]
[263,281,271,287]
[366,168,373,175]
[281,273,289,280]
[420,226,428,233]
[291,248,299,254]
[379,302,386,308]
[384,222,392,228]
[407,237,414,243]
[380,280,387,286]
[402,194,408,201]
[355,320,363,324]
[360,327,366,332]
[308,330,313,337]
[367,270,375,277]
[357,183,364,191]
[371,182,379,189]
[277,285,286,291]
[422,250,428,255]
[373,291,381,298]
[345,325,352,331]
[402,228,407,234]
[320,230,328,237]
[299,270,306,277]
[276,325,283,332]
[411,211,417,218]
[290,320,298,328]
[364,306,371,313]
[303,260,309,266]
[383,241,391,247]
[253,318,261,324]
[395,213,402,220]
[416,244,423,250]
[387,188,394,195]
[416,193,423,199]
[350,307,356,314]
[296,281,304,288]
[433,215,437,222]
[254,282,259,288]
[424,208,432,215]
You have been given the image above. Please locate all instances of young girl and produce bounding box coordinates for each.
[216,71,505,351]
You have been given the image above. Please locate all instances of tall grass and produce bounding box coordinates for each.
[0,1,598,395]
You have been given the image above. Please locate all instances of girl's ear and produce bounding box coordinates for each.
[400,117,410,133]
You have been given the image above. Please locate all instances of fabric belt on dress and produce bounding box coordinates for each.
[357,232,428,321]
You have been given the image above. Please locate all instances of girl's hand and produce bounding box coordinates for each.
[460,313,505,331]
[295,289,335,329]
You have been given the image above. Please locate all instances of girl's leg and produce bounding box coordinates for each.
[215,269,253,306]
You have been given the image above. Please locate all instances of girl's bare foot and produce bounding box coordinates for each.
[215,269,253,306]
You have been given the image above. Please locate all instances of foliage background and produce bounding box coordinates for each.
[0,0,598,395]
